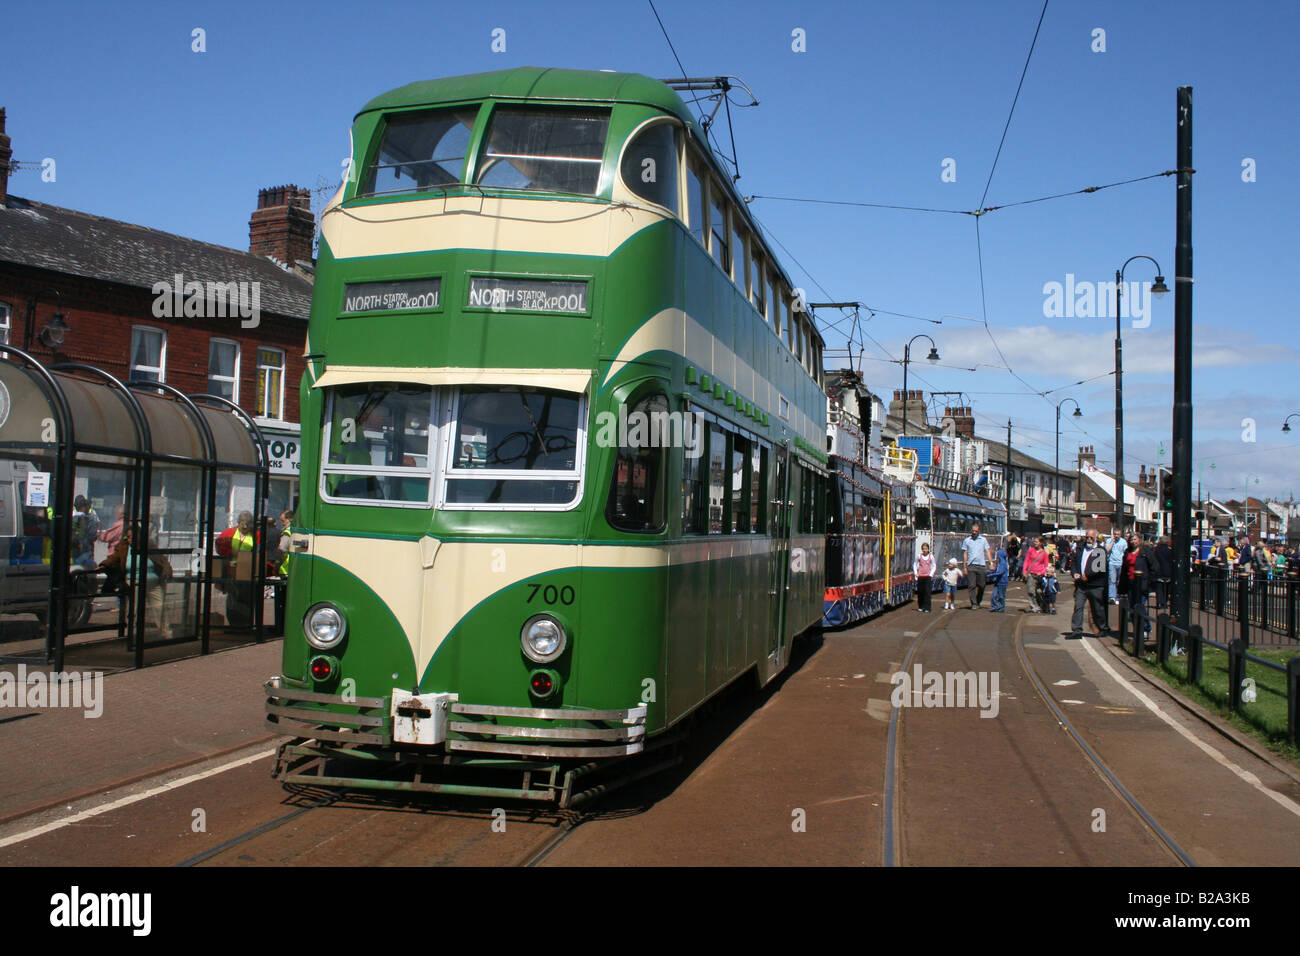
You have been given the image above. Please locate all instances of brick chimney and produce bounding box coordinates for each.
[0,109,12,206]
[249,184,315,266]
[942,405,975,438]
[1078,445,1096,468]
[889,389,927,431]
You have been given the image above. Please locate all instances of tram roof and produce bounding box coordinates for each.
[359,67,694,124]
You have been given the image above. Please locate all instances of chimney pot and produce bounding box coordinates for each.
[250,183,315,266]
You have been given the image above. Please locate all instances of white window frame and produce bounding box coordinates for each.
[256,346,286,421]
[437,387,588,512]
[208,338,241,403]
[129,325,166,383]
[320,387,437,509]
[0,302,10,345]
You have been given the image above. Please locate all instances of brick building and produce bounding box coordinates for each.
[0,109,314,517]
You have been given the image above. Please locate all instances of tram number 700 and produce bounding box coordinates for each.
[526,583,575,606]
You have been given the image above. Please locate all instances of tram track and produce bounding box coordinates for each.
[1012,617,1196,867]
[882,600,1196,867]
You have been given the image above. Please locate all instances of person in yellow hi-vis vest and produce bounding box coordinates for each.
[226,511,257,628]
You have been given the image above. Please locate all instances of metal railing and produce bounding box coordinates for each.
[1190,565,1299,646]
[1118,598,1300,746]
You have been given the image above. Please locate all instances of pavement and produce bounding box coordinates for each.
[0,639,281,823]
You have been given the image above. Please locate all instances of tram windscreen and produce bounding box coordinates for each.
[445,387,582,507]
[321,384,434,503]
[360,108,479,196]
[474,108,609,194]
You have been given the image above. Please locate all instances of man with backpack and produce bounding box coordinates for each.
[1068,528,1112,639]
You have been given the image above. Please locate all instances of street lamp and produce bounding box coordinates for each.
[1114,256,1169,535]
[1054,398,1082,531]
[23,287,70,351]
[1283,414,1300,432]
[1241,473,1261,538]
[900,333,939,437]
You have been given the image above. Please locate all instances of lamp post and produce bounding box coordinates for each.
[900,333,939,437]
[1114,256,1169,536]
[1242,473,1261,539]
[1055,398,1082,531]
[1283,414,1300,433]
[23,287,70,351]
[1196,460,1215,544]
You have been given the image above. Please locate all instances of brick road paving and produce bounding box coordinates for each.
[0,640,281,821]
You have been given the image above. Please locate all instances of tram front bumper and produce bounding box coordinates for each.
[264,677,647,759]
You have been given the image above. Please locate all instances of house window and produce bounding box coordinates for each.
[256,347,285,420]
[208,339,240,402]
[0,302,10,344]
[130,326,166,382]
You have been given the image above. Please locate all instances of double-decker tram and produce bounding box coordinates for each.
[913,483,1007,576]
[821,453,915,627]
[265,68,830,806]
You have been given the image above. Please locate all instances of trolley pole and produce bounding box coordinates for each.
[1171,86,1195,627]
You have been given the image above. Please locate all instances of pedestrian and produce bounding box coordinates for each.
[988,539,1009,612]
[1107,527,1126,604]
[1154,535,1173,608]
[1068,529,1112,639]
[941,558,961,610]
[1022,536,1050,613]
[225,510,258,628]
[961,522,992,609]
[1006,533,1022,581]
[1042,563,1059,614]
[70,494,101,566]
[913,542,936,613]
[1122,532,1153,639]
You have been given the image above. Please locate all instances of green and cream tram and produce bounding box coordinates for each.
[265,68,830,804]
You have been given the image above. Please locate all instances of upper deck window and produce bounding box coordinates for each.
[474,108,608,195]
[360,108,478,197]
[619,122,680,213]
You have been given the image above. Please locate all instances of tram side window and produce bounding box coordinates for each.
[620,122,680,213]
[607,394,667,533]
[750,444,764,533]
[731,435,750,533]
[732,222,747,292]
[681,426,705,534]
[686,159,706,249]
[361,108,479,197]
[709,184,730,273]
[475,108,609,195]
[707,424,727,534]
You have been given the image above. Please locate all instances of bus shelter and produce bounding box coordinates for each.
[0,345,270,670]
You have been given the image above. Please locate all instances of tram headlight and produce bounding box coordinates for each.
[304,603,347,650]
[520,614,566,663]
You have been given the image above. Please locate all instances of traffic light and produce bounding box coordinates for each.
[1158,466,1175,512]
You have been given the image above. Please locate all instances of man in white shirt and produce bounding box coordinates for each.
[961,522,992,609]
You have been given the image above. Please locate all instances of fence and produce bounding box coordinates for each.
[1118,600,1300,747]
[1190,565,1299,647]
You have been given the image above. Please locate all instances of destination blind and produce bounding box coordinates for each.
[468,276,588,314]
[342,278,441,314]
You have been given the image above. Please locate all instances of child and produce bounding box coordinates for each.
[1042,565,1059,614]
[941,558,961,610]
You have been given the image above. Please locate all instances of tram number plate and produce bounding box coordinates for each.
[526,583,575,606]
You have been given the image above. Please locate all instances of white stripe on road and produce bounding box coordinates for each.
[1077,638,1300,820]
[0,747,278,849]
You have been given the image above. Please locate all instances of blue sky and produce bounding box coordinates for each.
[5,0,1297,502]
